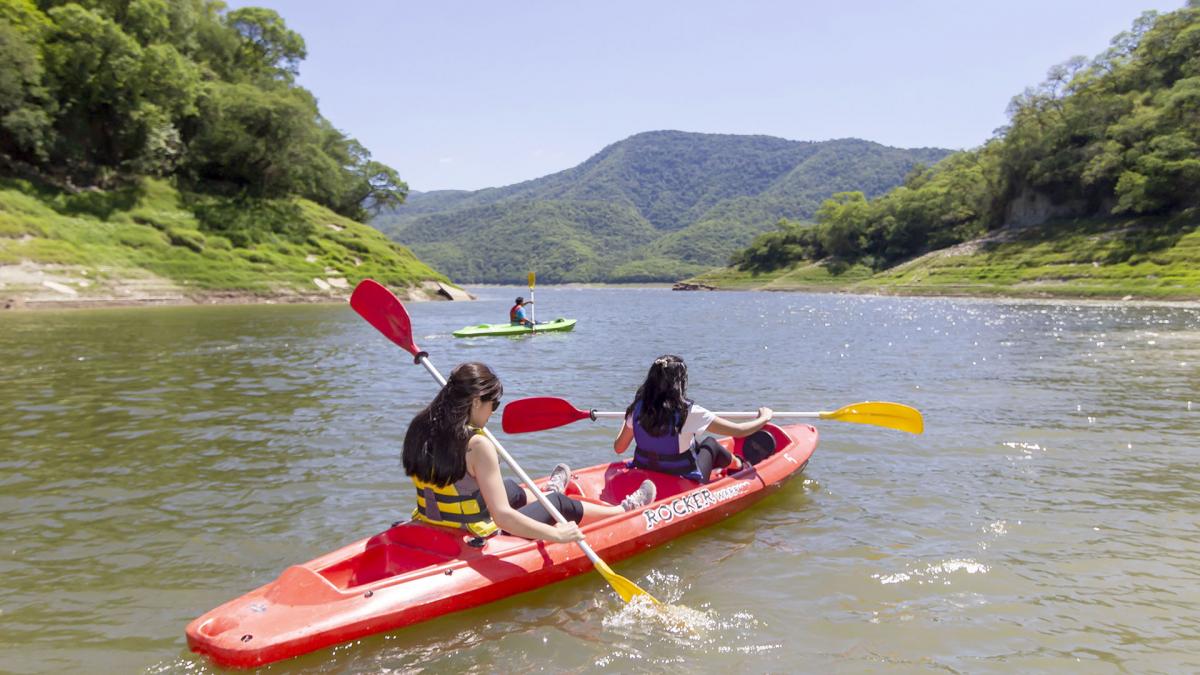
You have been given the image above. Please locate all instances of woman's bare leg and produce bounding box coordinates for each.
[519,486,625,520]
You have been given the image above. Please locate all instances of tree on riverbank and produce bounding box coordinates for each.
[0,0,405,222]
[732,3,1200,274]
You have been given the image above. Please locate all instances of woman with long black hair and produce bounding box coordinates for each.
[614,355,773,482]
[405,362,655,543]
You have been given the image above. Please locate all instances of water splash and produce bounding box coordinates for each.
[597,569,772,662]
[602,570,718,636]
[603,594,721,635]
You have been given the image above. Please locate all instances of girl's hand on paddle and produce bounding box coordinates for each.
[758,406,774,422]
[550,522,584,543]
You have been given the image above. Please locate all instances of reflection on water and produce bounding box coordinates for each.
[1,290,1198,673]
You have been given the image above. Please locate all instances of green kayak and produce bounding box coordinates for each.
[452,318,577,338]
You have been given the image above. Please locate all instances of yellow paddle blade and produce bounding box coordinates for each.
[528,271,536,288]
[593,558,660,604]
[821,401,924,435]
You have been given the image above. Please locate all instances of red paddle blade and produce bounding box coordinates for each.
[502,397,592,434]
[350,279,420,356]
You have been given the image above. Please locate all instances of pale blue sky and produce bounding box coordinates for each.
[229,1,1182,192]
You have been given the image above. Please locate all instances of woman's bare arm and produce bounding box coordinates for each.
[706,407,773,438]
[469,436,580,542]
[613,420,634,454]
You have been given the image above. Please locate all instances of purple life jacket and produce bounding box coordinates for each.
[631,399,701,477]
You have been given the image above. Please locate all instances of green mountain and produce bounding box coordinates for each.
[374,131,950,283]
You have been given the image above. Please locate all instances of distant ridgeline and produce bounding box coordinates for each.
[373,132,950,283]
[730,4,1200,276]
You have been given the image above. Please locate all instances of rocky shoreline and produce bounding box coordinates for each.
[0,262,472,311]
[671,281,716,291]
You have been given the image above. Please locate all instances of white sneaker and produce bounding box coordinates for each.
[620,480,657,511]
[544,463,571,493]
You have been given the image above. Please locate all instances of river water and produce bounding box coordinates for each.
[1,287,1198,673]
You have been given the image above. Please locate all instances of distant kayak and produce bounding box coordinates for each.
[452,318,577,338]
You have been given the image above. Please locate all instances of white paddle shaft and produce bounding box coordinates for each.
[589,410,822,420]
[418,357,604,567]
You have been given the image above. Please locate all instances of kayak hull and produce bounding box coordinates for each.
[186,423,817,668]
[452,318,577,337]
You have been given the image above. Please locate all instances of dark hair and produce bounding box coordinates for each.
[514,297,524,304]
[403,362,503,486]
[627,354,690,436]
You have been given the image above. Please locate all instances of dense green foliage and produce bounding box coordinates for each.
[733,4,1200,275]
[375,132,948,283]
[0,0,405,221]
[0,177,445,295]
[694,214,1200,300]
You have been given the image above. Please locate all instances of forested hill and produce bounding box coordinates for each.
[1,1,452,305]
[1,0,406,218]
[374,132,950,283]
[728,4,1200,283]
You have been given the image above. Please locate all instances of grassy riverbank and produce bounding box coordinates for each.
[689,214,1200,300]
[0,179,457,309]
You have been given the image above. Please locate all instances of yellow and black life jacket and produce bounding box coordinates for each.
[411,473,499,538]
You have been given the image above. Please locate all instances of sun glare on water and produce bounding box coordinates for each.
[596,570,778,664]
[606,593,719,634]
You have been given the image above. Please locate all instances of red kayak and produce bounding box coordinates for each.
[186,423,817,668]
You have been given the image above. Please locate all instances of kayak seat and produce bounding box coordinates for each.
[561,477,586,499]
[732,424,788,465]
[318,526,468,588]
[323,544,451,588]
[598,464,691,506]
[375,523,463,556]
[738,429,777,466]
[266,565,346,605]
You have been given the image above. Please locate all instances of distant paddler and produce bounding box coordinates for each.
[509,296,534,328]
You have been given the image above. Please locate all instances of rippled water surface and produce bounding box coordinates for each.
[2,287,1198,673]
